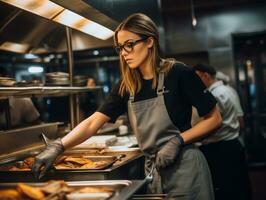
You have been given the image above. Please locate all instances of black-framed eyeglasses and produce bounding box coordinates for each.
[115,38,147,54]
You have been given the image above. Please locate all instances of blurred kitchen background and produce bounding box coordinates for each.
[0,0,266,199]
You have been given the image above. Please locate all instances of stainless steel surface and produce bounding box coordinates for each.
[66,26,78,128]
[0,180,146,200]
[1,98,11,129]
[132,194,167,200]
[0,0,118,53]
[66,26,75,128]
[0,86,103,97]
[66,27,74,87]
[0,123,59,164]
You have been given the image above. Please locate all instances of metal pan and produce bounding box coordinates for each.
[0,149,144,182]
[0,180,146,200]
[1,154,126,171]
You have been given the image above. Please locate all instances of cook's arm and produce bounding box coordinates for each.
[181,106,222,144]
[62,112,110,149]
[32,112,110,179]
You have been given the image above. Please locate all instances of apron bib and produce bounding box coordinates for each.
[128,72,214,199]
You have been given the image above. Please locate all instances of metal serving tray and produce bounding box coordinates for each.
[0,148,144,182]
[0,180,146,200]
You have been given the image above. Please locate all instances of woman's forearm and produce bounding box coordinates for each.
[61,112,110,149]
[181,106,222,144]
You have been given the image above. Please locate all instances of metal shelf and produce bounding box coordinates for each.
[0,86,103,97]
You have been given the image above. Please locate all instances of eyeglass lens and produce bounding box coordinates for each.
[115,38,146,53]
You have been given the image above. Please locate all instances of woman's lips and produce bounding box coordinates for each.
[126,59,133,64]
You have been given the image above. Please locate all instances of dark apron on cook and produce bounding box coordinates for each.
[128,72,214,199]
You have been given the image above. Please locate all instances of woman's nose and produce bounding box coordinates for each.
[121,48,128,57]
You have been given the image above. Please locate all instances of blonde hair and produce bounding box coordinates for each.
[114,13,176,96]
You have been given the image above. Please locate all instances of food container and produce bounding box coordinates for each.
[0,180,146,200]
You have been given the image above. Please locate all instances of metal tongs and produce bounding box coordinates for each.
[41,133,51,146]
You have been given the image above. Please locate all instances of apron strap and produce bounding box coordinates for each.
[129,94,134,102]
[157,72,165,96]
[129,72,165,101]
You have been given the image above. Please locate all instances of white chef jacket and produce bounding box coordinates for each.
[202,81,240,144]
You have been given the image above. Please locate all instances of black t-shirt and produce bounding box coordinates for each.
[98,63,217,132]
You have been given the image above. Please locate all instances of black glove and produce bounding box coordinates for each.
[32,138,64,179]
[156,135,184,169]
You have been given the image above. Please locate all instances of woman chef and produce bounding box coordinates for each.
[32,13,222,199]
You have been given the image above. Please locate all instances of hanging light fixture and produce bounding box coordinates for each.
[0,0,114,40]
[190,0,197,29]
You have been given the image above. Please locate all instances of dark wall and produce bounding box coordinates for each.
[163,2,266,82]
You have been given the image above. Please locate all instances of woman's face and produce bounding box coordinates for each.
[116,30,153,69]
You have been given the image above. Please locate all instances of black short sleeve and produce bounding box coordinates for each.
[180,67,217,117]
[97,81,127,123]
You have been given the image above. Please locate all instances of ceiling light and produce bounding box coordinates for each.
[28,66,44,73]
[1,0,114,40]
[192,17,197,27]
[1,0,64,19]
[190,0,197,29]
[53,9,114,40]
[0,41,30,53]
[24,53,39,59]
[92,50,99,55]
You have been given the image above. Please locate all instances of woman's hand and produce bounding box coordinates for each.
[156,135,184,169]
[32,112,110,179]
[32,138,64,179]
[181,106,222,144]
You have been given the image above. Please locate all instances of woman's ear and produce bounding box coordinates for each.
[147,37,154,48]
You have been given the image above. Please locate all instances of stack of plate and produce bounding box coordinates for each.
[16,80,43,87]
[73,75,88,86]
[0,77,16,87]
[45,72,70,86]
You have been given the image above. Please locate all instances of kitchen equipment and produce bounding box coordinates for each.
[0,77,16,87]
[5,154,126,171]
[16,80,43,87]
[0,148,144,182]
[131,194,167,199]
[73,75,88,86]
[45,72,70,86]
[0,123,59,165]
[0,180,146,200]
[0,123,144,183]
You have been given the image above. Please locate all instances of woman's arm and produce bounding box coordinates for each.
[181,106,222,144]
[62,112,110,149]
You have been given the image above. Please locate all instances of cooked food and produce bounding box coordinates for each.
[9,166,30,171]
[40,180,71,194]
[17,183,44,200]
[54,156,110,169]
[54,162,76,169]
[0,181,114,200]
[8,157,34,171]
[23,157,34,166]
[64,157,94,165]
[0,189,20,200]
[75,186,113,193]
[8,155,112,171]
[80,160,109,169]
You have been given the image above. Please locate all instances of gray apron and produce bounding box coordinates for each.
[128,73,214,200]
